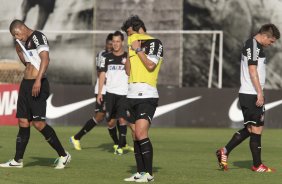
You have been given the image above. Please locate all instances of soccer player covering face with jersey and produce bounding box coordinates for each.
[121,15,163,182]
[0,20,71,169]
[216,24,280,172]
[70,33,114,150]
[97,31,133,155]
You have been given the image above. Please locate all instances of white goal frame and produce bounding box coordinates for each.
[0,29,223,88]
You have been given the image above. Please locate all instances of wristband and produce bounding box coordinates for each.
[135,47,142,53]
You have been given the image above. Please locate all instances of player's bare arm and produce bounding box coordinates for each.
[131,40,156,71]
[32,51,49,97]
[248,65,264,107]
[125,55,130,75]
[97,71,106,104]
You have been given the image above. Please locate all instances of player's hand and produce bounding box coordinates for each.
[131,40,141,51]
[256,93,264,107]
[97,94,103,105]
[32,79,41,97]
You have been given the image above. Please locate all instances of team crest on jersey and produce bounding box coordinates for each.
[121,57,126,64]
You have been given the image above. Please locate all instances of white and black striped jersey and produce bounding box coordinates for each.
[94,49,109,95]
[239,38,266,95]
[99,52,128,95]
[23,31,49,71]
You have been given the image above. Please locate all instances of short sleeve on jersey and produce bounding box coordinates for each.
[32,32,49,54]
[96,50,105,70]
[98,55,107,72]
[244,39,258,66]
[144,40,163,65]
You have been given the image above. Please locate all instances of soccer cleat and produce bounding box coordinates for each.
[135,172,154,183]
[54,151,71,169]
[124,172,143,181]
[113,144,118,151]
[122,144,134,152]
[216,148,228,171]
[114,147,123,155]
[0,159,23,168]
[251,164,275,172]
[70,136,82,150]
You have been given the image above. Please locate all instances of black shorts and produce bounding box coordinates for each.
[16,78,50,122]
[104,92,127,122]
[94,94,106,113]
[125,98,158,124]
[239,93,265,127]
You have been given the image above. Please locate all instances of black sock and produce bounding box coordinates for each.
[139,138,153,175]
[250,133,262,167]
[40,124,66,157]
[118,125,127,148]
[117,121,127,146]
[108,126,119,145]
[14,127,30,162]
[225,128,250,154]
[134,141,145,173]
[74,118,97,140]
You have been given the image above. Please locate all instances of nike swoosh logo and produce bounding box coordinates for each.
[63,155,70,165]
[46,94,201,119]
[9,163,20,167]
[46,94,96,119]
[154,96,202,118]
[229,98,282,122]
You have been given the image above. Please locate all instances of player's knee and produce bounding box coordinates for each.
[135,129,147,140]
[118,118,127,126]
[251,129,263,135]
[107,120,116,128]
[94,117,102,123]
[33,121,47,131]
[18,119,29,127]
[94,112,105,122]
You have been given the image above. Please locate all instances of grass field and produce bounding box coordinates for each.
[1,126,282,184]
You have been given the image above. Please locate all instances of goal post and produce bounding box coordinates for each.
[0,29,223,88]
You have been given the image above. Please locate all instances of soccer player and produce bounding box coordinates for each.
[70,33,113,150]
[121,15,163,182]
[97,30,132,155]
[216,24,280,172]
[0,20,71,169]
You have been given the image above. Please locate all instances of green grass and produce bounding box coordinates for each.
[1,126,282,184]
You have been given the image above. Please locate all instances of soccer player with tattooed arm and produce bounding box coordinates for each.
[121,15,163,182]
